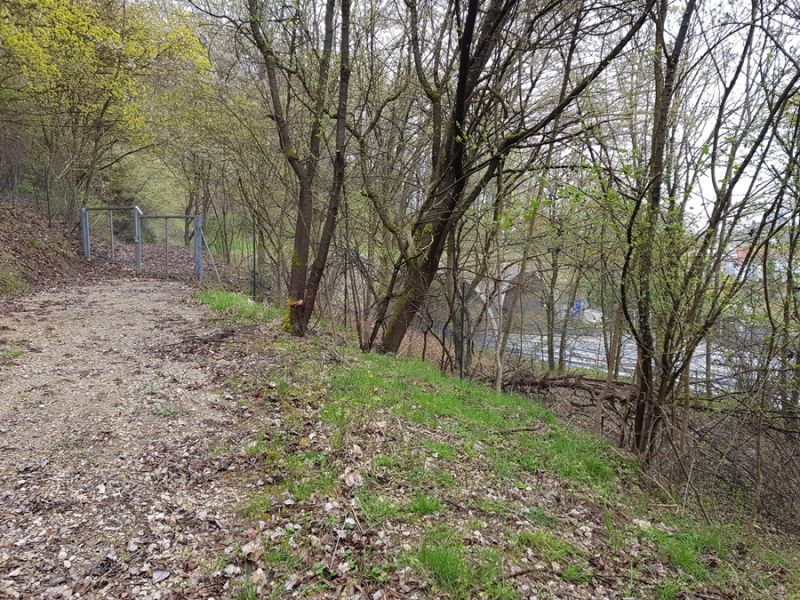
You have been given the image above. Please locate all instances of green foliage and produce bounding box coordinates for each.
[264,539,302,571]
[2,346,25,365]
[198,289,278,322]
[0,0,211,211]
[152,405,179,418]
[527,508,557,527]
[476,498,511,515]
[561,563,591,584]
[603,512,626,552]
[230,574,259,600]
[245,433,269,456]
[357,493,402,526]
[1,0,209,121]
[421,438,457,460]
[655,580,684,600]
[418,534,469,597]
[242,441,336,520]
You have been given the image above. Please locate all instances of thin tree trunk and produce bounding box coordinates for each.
[303,0,351,326]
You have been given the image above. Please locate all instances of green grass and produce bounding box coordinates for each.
[562,563,591,584]
[2,348,24,365]
[329,354,628,493]
[264,539,302,571]
[643,524,730,580]
[201,309,800,600]
[357,492,402,526]
[231,574,259,600]
[198,289,278,322]
[603,511,626,552]
[0,266,27,295]
[407,493,445,516]
[517,530,580,562]
[242,446,337,519]
[655,579,689,599]
[476,498,512,515]
[527,508,557,527]
[245,432,271,457]
[243,491,274,519]
[416,526,516,600]
[418,537,468,596]
[421,438,457,460]
[153,405,180,417]
[371,453,401,470]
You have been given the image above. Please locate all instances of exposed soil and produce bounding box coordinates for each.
[0,208,90,295]
[87,239,253,294]
[0,279,252,599]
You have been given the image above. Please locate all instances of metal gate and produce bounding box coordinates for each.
[80,206,203,280]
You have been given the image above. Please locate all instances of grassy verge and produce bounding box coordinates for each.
[327,354,631,494]
[198,288,278,323]
[197,311,800,599]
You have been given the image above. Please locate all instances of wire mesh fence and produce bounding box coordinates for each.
[199,216,274,299]
[78,206,277,293]
[80,207,139,266]
[138,214,202,279]
[80,207,202,279]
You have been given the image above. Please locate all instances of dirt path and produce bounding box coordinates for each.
[0,279,247,599]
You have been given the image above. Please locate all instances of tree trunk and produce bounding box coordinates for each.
[627,0,696,459]
[302,0,351,328]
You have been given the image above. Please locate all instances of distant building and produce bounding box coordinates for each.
[721,246,794,281]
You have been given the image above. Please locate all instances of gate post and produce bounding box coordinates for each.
[134,207,142,274]
[194,216,203,280]
[80,207,90,258]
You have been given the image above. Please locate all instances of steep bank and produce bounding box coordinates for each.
[0,207,88,296]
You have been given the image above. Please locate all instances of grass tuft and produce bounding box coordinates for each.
[417,527,516,600]
[230,574,259,600]
[407,493,445,516]
[517,530,580,562]
[198,289,278,322]
[0,266,28,295]
[645,525,729,580]
[357,492,402,525]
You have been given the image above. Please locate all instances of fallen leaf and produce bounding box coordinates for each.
[152,570,170,584]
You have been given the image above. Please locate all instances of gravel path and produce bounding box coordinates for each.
[0,279,246,599]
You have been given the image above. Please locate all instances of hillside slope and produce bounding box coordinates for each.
[0,207,88,296]
[1,282,797,599]
[197,291,800,600]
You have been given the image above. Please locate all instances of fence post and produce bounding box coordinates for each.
[194,216,203,280]
[134,207,142,274]
[109,209,115,261]
[163,217,169,275]
[343,251,348,327]
[251,216,257,299]
[80,207,90,258]
[460,279,466,379]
